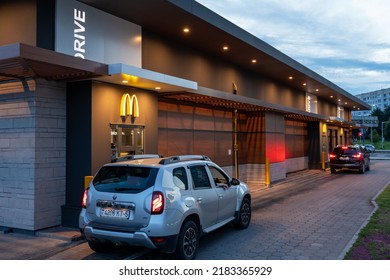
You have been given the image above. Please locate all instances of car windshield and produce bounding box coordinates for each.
[92,166,158,193]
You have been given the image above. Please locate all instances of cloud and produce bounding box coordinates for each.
[196,0,390,95]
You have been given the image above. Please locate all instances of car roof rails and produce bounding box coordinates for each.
[159,155,211,165]
[112,154,163,163]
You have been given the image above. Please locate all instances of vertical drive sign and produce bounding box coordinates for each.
[74,9,86,59]
[55,0,142,66]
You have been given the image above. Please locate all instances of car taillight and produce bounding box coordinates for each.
[151,191,164,214]
[329,154,336,159]
[353,153,362,159]
[82,189,88,208]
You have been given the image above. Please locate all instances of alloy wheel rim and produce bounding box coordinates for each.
[241,203,251,224]
[183,227,197,257]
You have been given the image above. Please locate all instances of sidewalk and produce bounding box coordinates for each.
[0,226,84,260]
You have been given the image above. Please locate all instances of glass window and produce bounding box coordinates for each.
[337,106,345,119]
[306,93,317,114]
[173,167,188,190]
[189,165,211,189]
[208,166,229,188]
[93,166,158,193]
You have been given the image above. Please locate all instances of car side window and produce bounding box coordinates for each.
[173,167,188,190]
[189,165,211,189]
[208,165,229,188]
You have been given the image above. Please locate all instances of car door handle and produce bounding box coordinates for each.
[197,198,203,203]
[218,194,223,198]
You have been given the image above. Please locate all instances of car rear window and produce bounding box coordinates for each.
[92,166,158,193]
[333,147,358,155]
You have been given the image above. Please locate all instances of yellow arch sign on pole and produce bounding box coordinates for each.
[120,93,139,118]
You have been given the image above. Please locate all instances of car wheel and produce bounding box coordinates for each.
[360,162,365,174]
[234,197,251,229]
[88,240,115,253]
[176,220,199,260]
[330,168,336,174]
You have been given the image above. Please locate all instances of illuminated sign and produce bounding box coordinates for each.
[74,8,86,59]
[120,94,139,118]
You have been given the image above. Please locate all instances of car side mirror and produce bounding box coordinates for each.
[231,178,240,186]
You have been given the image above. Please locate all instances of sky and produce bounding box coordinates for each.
[196,0,390,95]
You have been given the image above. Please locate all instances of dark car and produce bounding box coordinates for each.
[329,145,370,174]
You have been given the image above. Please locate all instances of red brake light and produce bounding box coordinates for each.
[329,154,336,159]
[341,146,348,150]
[353,153,362,159]
[82,189,88,208]
[151,191,164,214]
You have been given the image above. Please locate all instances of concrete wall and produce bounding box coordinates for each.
[0,0,36,46]
[91,82,159,174]
[0,80,66,231]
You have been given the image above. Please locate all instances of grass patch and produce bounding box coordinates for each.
[344,184,390,260]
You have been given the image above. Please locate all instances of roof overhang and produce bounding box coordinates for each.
[79,0,371,111]
[159,86,329,122]
[97,63,198,92]
[0,43,108,83]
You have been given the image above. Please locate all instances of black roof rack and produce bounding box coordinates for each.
[159,155,211,165]
[112,154,163,163]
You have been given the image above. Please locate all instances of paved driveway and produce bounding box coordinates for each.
[193,160,390,260]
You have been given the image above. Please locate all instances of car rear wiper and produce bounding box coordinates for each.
[97,178,121,185]
[114,187,135,192]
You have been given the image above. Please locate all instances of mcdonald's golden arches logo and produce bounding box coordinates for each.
[120,93,139,118]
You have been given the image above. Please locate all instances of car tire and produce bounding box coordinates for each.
[88,241,115,253]
[330,168,336,174]
[234,197,251,229]
[176,220,199,260]
[360,162,365,174]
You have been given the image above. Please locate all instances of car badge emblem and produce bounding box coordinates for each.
[112,194,117,200]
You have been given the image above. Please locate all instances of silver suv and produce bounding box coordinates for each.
[79,155,251,259]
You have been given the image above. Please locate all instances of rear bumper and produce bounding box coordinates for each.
[83,226,178,253]
[330,162,361,169]
[84,226,157,248]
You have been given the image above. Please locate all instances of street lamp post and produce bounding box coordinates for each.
[382,121,386,149]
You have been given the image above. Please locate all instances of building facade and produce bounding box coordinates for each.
[0,0,369,231]
[352,88,390,117]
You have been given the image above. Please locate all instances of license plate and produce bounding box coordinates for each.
[340,156,349,160]
[100,208,130,219]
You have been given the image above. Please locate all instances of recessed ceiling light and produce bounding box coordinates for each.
[330,95,333,98]
[288,76,293,80]
[316,89,319,92]
[183,27,190,33]
[122,80,128,84]
[223,46,229,51]
[303,83,307,86]
[252,59,257,63]
[155,86,161,90]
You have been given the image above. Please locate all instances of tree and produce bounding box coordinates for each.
[384,121,390,141]
[370,108,385,136]
[372,129,381,143]
[384,105,390,121]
